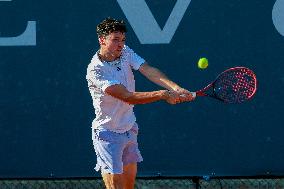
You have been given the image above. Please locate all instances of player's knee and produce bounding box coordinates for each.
[104,173,124,189]
[112,174,124,183]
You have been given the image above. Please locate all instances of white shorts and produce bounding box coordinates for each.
[92,125,143,174]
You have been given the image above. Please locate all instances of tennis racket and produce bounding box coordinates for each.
[191,67,257,103]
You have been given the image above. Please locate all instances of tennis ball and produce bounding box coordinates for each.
[198,57,209,69]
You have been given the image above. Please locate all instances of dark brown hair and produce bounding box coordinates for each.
[96,17,127,37]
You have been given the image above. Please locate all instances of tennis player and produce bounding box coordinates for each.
[86,17,195,189]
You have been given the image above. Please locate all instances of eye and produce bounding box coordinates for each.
[113,39,119,41]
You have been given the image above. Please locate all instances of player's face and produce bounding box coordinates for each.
[100,32,125,59]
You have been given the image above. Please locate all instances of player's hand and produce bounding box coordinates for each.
[173,87,195,102]
[163,90,180,104]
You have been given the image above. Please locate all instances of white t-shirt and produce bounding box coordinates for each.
[86,45,145,133]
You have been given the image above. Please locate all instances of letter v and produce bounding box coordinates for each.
[117,0,192,44]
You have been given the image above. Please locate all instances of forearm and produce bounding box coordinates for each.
[137,63,195,103]
[105,84,173,105]
[144,67,181,91]
[122,90,168,105]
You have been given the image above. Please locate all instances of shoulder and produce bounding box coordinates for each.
[88,54,104,70]
[122,45,135,56]
[86,54,107,77]
[121,45,144,61]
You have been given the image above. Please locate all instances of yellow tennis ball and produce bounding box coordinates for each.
[198,57,209,69]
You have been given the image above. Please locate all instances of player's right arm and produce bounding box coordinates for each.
[105,84,177,105]
[87,63,179,105]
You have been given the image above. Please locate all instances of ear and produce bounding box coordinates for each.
[98,36,106,45]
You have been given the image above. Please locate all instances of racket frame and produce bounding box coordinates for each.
[193,67,257,103]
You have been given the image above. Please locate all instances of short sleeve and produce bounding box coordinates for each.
[86,63,120,92]
[124,46,145,70]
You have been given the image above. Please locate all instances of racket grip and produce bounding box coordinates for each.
[179,92,196,98]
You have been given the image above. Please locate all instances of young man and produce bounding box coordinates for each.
[86,17,195,189]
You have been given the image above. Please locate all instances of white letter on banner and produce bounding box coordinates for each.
[0,0,36,46]
[0,21,36,46]
[117,0,191,44]
[272,0,284,36]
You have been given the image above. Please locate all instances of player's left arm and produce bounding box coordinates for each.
[139,62,195,101]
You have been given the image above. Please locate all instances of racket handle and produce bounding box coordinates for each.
[179,92,196,98]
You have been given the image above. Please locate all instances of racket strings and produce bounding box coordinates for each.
[214,68,257,103]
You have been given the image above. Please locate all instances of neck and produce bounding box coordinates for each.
[98,49,118,62]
